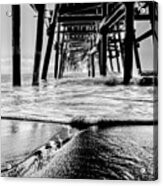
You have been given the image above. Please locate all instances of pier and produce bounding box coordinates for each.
[10,2,158,86]
[1,2,158,180]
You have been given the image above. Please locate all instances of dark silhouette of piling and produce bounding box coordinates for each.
[58,32,65,78]
[123,3,134,84]
[108,45,114,71]
[42,4,59,80]
[134,34,142,74]
[32,5,45,86]
[12,5,21,86]
[100,3,107,76]
[98,41,103,75]
[100,33,107,76]
[54,23,60,78]
[91,38,95,77]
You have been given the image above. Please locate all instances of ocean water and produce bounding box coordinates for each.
[1,60,156,172]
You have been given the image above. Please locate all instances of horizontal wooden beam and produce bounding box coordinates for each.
[135,14,158,21]
[58,15,102,22]
[64,31,96,34]
[59,3,101,15]
[61,22,96,26]
[108,39,124,43]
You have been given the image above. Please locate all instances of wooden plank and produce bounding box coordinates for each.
[12,5,21,86]
[32,5,45,86]
[41,4,59,80]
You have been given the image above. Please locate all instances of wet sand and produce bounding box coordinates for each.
[2,123,156,180]
[1,120,74,170]
[31,125,157,180]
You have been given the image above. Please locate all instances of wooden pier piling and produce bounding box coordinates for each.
[58,32,65,79]
[108,45,114,72]
[100,3,107,76]
[32,5,45,86]
[91,37,95,77]
[12,5,21,86]
[113,34,120,73]
[117,23,124,67]
[123,3,134,84]
[133,34,142,74]
[41,5,59,80]
[98,41,103,75]
[100,33,107,76]
[54,23,60,78]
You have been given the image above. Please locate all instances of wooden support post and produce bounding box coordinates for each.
[32,5,45,86]
[134,35,142,74]
[100,3,108,76]
[88,61,91,77]
[41,4,59,80]
[113,34,120,73]
[54,23,60,78]
[91,54,95,77]
[100,33,107,76]
[58,32,65,79]
[123,3,134,84]
[91,38,95,77]
[108,46,114,71]
[116,25,124,69]
[98,41,102,75]
[12,5,21,86]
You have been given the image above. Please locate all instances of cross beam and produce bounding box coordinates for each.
[58,15,102,22]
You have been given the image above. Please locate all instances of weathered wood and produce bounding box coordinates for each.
[59,3,101,15]
[100,4,125,33]
[100,33,107,76]
[99,4,108,76]
[12,5,21,86]
[58,32,65,79]
[32,5,45,86]
[150,1,158,75]
[41,4,59,80]
[116,23,124,66]
[123,2,134,84]
[54,23,60,78]
[98,41,103,75]
[134,36,142,75]
[88,61,91,77]
[108,48,114,71]
[113,34,120,73]
[135,14,154,21]
[58,15,102,22]
[91,38,95,77]
[136,29,153,43]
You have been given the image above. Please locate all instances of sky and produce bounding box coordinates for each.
[0,3,154,76]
